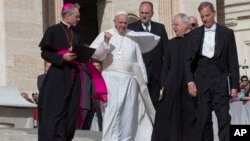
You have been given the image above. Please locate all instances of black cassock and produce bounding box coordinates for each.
[152,33,197,141]
[38,22,83,141]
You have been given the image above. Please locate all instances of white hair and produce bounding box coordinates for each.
[174,13,191,29]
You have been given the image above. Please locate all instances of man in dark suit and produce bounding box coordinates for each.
[128,1,168,107]
[186,2,239,141]
[37,61,51,92]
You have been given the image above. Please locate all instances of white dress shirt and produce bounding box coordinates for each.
[142,22,151,32]
[202,23,216,58]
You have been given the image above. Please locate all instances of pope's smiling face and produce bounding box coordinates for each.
[114,14,128,35]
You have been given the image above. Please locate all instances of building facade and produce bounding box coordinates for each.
[0,0,249,93]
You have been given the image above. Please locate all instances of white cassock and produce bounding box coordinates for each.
[90,28,159,141]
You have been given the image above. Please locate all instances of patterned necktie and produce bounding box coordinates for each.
[144,23,149,32]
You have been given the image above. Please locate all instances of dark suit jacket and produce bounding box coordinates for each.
[37,73,46,92]
[128,21,168,82]
[185,23,239,89]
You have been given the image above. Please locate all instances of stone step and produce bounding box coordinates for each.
[0,128,219,141]
[0,128,102,141]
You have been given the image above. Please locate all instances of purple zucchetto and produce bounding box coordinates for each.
[61,3,74,13]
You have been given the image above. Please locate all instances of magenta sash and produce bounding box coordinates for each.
[57,49,107,128]
[86,61,108,103]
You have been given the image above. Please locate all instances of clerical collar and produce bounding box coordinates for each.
[177,30,190,38]
[61,21,71,28]
[204,23,216,32]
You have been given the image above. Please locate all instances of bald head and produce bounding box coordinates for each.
[189,16,198,30]
[139,1,154,24]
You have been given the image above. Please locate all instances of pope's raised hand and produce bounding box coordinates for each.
[104,32,112,44]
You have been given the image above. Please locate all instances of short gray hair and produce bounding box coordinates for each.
[140,1,154,10]
[61,3,80,18]
[198,1,215,13]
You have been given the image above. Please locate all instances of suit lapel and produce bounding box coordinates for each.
[193,27,204,54]
[150,21,157,34]
[138,21,145,31]
[214,24,225,57]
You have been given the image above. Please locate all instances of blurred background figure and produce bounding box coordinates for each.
[240,75,250,96]
[89,58,103,131]
[189,16,199,30]
[37,61,51,92]
[239,75,250,101]
[32,92,39,104]
[81,59,103,130]
[92,59,102,71]
[20,92,34,103]
[240,75,249,87]
[32,92,39,128]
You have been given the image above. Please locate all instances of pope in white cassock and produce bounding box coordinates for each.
[90,11,160,141]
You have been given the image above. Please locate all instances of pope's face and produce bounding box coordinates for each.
[199,6,215,28]
[114,14,128,34]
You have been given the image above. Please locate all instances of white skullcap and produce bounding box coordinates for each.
[115,11,128,17]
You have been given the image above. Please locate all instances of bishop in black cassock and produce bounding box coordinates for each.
[38,3,85,141]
